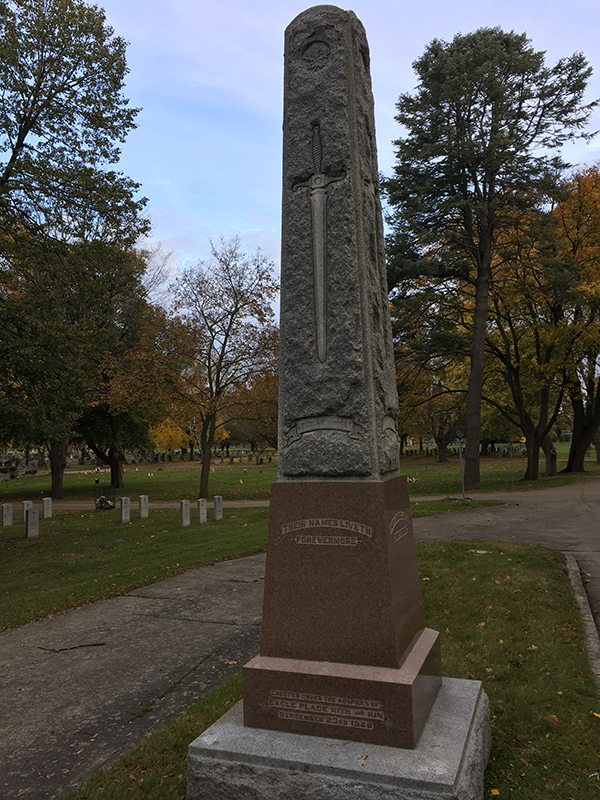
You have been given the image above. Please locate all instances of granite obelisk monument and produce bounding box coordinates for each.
[242,5,442,748]
[186,8,490,797]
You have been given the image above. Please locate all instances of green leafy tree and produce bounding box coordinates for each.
[0,0,151,495]
[0,0,148,243]
[0,237,151,495]
[383,26,596,489]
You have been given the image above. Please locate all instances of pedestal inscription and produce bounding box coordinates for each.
[244,476,442,747]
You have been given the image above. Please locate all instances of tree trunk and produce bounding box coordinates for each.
[108,447,125,488]
[480,438,490,457]
[199,415,217,499]
[563,390,600,473]
[523,438,540,480]
[564,435,595,473]
[594,429,600,464]
[38,448,47,470]
[189,439,195,461]
[541,437,557,476]
[435,438,448,462]
[49,441,68,499]
[464,268,490,490]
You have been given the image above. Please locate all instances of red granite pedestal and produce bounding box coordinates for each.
[243,476,441,748]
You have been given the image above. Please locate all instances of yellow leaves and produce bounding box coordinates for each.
[150,417,188,450]
[223,660,238,665]
[477,622,486,627]
[591,711,600,719]
[491,790,500,796]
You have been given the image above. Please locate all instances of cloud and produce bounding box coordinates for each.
[101,0,600,270]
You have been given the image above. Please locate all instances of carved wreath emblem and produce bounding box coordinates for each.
[302,41,331,71]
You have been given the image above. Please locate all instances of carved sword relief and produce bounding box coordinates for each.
[293,124,345,363]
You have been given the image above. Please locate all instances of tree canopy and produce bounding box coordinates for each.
[0,0,148,243]
[383,26,597,487]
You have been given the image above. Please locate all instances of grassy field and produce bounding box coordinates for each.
[0,462,276,503]
[0,499,497,630]
[2,451,599,505]
[63,540,600,800]
[0,507,269,630]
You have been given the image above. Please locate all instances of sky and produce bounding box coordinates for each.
[99,0,600,278]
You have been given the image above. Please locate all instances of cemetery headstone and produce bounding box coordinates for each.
[2,503,13,527]
[213,495,223,521]
[25,508,39,539]
[139,495,149,519]
[197,498,207,524]
[42,497,52,519]
[180,499,190,527]
[22,500,33,522]
[120,497,130,524]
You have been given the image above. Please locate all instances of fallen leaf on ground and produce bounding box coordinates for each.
[541,713,559,724]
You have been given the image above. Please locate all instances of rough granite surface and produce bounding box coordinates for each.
[278,4,399,480]
[186,678,491,800]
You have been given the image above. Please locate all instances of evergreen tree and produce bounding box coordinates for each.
[383,27,596,488]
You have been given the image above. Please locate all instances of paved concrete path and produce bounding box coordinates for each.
[2,477,600,799]
[1,555,266,800]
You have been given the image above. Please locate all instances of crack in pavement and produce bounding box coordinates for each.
[36,643,107,653]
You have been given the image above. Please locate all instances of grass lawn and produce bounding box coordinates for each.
[401,456,600,496]
[0,507,269,630]
[0,499,497,630]
[0,462,276,503]
[62,540,600,800]
[2,454,600,506]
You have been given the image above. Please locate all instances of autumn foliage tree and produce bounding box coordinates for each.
[483,212,574,479]
[171,237,279,499]
[75,296,182,488]
[552,166,600,472]
[226,327,279,459]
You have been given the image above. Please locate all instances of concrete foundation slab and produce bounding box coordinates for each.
[186,677,491,800]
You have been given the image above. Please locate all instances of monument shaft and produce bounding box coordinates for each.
[243,5,441,749]
[278,5,399,480]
